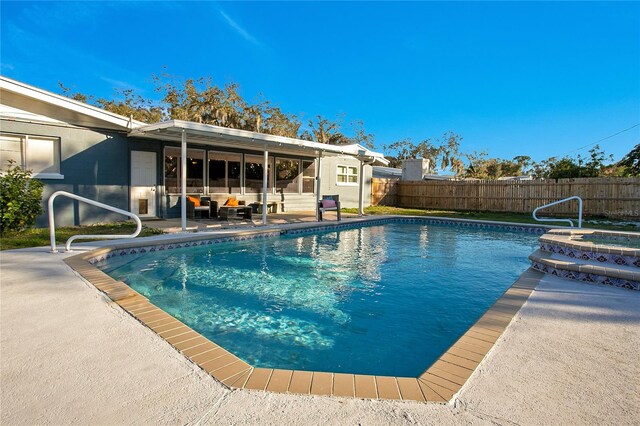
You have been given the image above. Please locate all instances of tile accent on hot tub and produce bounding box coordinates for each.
[531,261,640,291]
[539,242,639,269]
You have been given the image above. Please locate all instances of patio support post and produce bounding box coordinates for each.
[262,148,268,225]
[358,158,365,216]
[316,154,322,221]
[181,130,187,232]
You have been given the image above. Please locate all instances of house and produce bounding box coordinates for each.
[0,76,388,228]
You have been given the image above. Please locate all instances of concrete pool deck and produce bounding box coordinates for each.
[2,240,640,424]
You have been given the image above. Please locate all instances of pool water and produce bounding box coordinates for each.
[101,223,538,377]
[580,235,640,249]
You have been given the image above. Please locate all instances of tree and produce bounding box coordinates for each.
[513,155,532,175]
[60,72,368,145]
[547,157,581,179]
[463,150,488,178]
[616,144,639,176]
[383,132,463,174]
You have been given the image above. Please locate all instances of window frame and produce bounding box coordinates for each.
[207,150,243,194]
[336,163,359,186]
[163,147,206,194]
[0,133,63,179]
[274,157,301,194]
[244,154,274,194]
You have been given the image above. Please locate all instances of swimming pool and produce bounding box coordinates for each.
[100,222,539,377]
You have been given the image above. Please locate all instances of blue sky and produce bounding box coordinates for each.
[1,1,638,163]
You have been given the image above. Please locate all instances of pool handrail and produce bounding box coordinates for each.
[532,196,583,228]
[48,190,142,253]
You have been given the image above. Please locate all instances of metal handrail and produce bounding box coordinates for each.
[48,191,142,253]
[532,196,583,228]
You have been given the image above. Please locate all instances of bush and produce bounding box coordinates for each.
[0,160,44,234]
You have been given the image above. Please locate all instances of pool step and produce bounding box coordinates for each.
[529,249,640,291]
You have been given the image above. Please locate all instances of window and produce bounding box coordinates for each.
[244,155,272,193]
[275,158,300,194]
[337,164,358,185]
[208,152,241,193]
[302,160,315,193]
[164,147,205,193]
[0,134,61,178]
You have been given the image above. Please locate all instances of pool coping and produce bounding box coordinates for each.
[63,216,546,403]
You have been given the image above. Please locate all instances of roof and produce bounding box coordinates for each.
[130,120,389,165]
[423,173,455,181]
[0,75,146,131]
[372,166,402,178]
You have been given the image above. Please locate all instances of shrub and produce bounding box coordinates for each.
[0,160,44,234]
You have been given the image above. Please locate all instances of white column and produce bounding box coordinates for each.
[181,131,187,231]
[262,148,268,225]
[315,155,322,221]
[358,159,365,216]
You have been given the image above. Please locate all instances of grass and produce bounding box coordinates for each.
[341,206,639,232]
[0,222,165,251]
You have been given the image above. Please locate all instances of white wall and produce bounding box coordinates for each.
[320,155,372,208]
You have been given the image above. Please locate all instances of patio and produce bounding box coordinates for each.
[143,210,354,233]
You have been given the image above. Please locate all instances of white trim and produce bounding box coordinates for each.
[0,75,146,130]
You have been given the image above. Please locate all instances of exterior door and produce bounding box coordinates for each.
[130,151,157,217]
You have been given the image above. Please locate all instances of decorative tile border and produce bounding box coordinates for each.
[539,242,640,269]
[284,217,547,237]
[87,231,281,265]
[63,217,546,404]
[531,261,640,291]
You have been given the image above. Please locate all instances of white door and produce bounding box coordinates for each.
[130,151,157,218]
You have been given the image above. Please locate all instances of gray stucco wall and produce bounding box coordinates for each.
[1,120,130,227]
[320,156,373,208]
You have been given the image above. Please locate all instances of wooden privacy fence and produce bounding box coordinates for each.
[372,177,640,219]
[372,178,399,206]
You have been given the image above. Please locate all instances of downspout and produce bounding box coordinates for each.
[262,148,268,225]
[181,130,187,232]
[316,153,323,221]
[357,150,366,216]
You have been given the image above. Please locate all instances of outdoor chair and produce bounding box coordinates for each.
[318,195,341,221]
[186,195,213,219]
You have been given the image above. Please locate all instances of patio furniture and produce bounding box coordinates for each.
[195,196,211,219]
[218,197,252,220]
[249,201,279,214]
[219,205,253,221]
[318,195,341,221]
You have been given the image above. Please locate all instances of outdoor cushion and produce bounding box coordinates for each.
[225,197,239,207]
[322,199,337,209]
[187,196,200,207]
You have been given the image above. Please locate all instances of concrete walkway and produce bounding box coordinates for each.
[1,244,639,425]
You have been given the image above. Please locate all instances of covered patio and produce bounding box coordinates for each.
[129,120,387,231]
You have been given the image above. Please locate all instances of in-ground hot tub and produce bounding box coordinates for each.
[531,229,640,290]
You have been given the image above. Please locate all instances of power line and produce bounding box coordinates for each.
[556,122,640,157]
